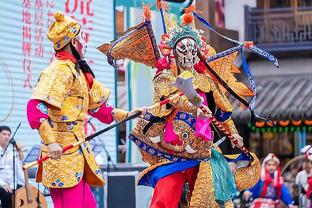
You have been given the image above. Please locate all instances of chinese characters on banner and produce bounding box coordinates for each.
[46,0,55,62]
[22,0,55,88]
[22,0,33,88]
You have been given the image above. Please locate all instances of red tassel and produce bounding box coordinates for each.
[143,4,151,21]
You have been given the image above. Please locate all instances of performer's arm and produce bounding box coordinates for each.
[243,179,262,200]
[89,103,132,123]
[27,99,55,144]
[280,184,294,206]
[211,84,244,147]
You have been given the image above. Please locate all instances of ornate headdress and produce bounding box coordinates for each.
[166,25,202,49]
[47,11,80,50]
[158,5,202,55]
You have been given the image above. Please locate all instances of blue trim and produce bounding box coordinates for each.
[138,160,200,187]
[143,111,196,130]
[159,7,167,34]
[241,48,257,110]
[223,153,251,162]
[215,108,232,122]
[175,112,196,130]
[206,45,243,62]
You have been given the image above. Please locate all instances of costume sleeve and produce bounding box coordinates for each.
[26,99,56,144]
[280,184,294,205]
[31,63,74,109]
[89,103,114,124]
[295,172,309,191]
[248,179,263,198]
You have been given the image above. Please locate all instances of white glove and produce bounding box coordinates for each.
[230,134,244,148]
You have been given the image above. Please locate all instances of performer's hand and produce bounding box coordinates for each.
[128,107,147,118]
[231,134,244,148]
[1,183,12,193]
[243,190,252,201]
[48,142,63,160]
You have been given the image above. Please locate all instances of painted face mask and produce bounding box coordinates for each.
[174,37,198,71]
[74,30,88,56]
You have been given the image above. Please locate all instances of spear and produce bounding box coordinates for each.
[23,93,187,170]
[23,112,141,170]
[24,74,252,170]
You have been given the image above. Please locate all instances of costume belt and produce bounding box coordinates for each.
[50,120,84,133]
[129,133,210,162]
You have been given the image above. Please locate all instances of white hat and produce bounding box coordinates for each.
[263,153,280,166]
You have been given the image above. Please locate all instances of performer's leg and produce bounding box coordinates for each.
[82,178,97,208]
[49,187,63,208]
[50,178,96,208]
[0,187,13,208]
[185,166,199,194]
[150,171,186,208]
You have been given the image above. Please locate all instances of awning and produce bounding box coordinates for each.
[232,74,312,125]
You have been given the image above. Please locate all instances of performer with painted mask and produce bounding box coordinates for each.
[99,3,265,207]
[26,11,144,208]
[243,153,295,208]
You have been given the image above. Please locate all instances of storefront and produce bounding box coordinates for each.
[233,74,312,165]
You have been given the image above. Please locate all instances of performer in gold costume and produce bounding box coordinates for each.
[26,11,143,208]
[99,2,279,207]
[128,14,247,208]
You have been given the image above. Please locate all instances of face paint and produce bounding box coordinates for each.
[174,37,198,71]
[74,30,88,56]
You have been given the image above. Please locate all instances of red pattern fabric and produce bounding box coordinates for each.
[27,99,49,129]
[155,57,170,75]
[88,103,114,124]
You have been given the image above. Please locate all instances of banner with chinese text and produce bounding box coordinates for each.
[0,0,116,161]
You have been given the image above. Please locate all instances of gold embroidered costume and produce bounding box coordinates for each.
[33,59,109,188]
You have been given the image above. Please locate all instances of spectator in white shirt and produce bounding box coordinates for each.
[0,126,25,208]
[295,158,312,208]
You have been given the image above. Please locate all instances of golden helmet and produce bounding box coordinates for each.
[47,11,80,50]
